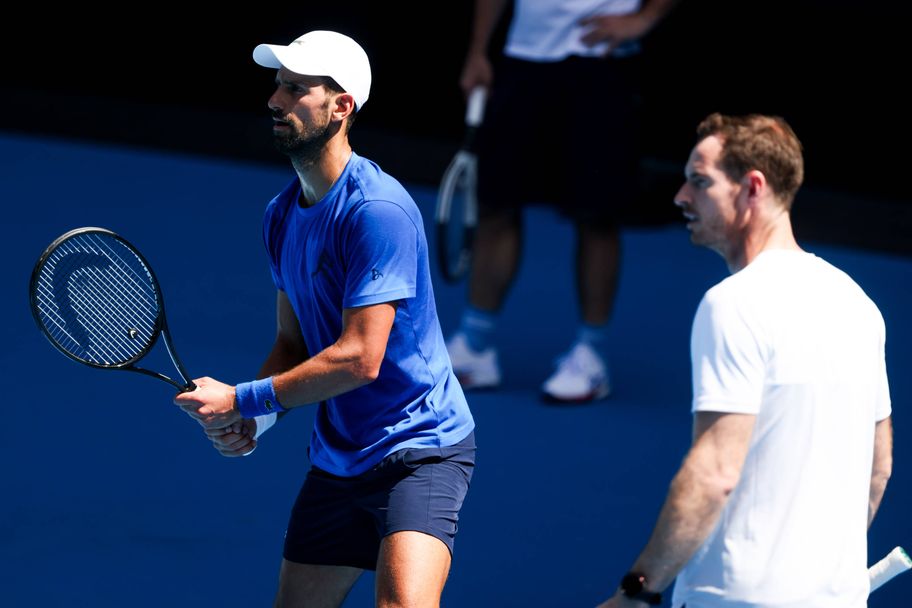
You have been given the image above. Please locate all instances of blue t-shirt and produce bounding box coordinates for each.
[262,152,475,476]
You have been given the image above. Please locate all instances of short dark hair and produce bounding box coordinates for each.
[697,113,804,208]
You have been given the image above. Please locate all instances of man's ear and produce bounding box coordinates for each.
[743,169,767,204]
[332,92,356,123]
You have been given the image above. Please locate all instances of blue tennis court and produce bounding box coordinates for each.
[3,131,910,606]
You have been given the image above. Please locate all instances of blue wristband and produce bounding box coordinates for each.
[234,377,286,419]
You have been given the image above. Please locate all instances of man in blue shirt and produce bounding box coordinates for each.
[175,30,476,607]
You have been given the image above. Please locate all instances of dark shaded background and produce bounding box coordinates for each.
[1,1,909,253]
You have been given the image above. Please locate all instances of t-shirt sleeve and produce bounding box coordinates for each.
[691,289,766,414]
[342,201,418,308]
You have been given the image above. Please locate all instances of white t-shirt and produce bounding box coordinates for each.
[505,0,642,61]
[673,250,891,608]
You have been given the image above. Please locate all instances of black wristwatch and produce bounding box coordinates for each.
[619,572,662,605]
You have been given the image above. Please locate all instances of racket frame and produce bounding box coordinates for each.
[29,227,195,391]
[435,86,487,283]
[435,151,478,283]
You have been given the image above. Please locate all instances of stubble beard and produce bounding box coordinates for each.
[272,114,333,167]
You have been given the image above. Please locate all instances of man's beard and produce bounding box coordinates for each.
[272,115,334,165]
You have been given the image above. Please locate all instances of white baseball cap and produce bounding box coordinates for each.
[253,30,371,111]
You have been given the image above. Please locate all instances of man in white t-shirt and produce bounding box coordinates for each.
[596,113,893,607]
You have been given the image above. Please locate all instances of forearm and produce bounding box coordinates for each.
[623,412,754,593]
[639,0,681,31]
[270,340,378,410]
[629,462,730,591]
[467,0,510,57]
[869,474,890,528]
[869,417,893,527]
[580,0,681,49]
[224,301,392,422]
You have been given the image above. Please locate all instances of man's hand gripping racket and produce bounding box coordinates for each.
[435,86,487,283]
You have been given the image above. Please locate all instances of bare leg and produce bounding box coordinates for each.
[274,560,363,608]
[468,210,522,312]
[576,222,621,326]
[375,531,452,608]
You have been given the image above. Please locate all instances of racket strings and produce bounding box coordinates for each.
[37,261,153,364]
[34,233,160,365]
[43,249,156,363]
[65,267,153,362]
[62,240,158,335]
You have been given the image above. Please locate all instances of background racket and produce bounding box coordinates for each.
[435,86,487,283]
[869,546,911,593]
[29,227,195,392]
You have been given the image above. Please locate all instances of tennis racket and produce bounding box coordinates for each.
[29,227,195,392]
[435,86,487,283]
[869,546,911,593]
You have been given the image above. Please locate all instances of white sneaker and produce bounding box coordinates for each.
[446,332,501,389]
[541,342,611,403]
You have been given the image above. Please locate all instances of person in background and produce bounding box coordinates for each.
[597,113,892,607]
[447,0,681,402]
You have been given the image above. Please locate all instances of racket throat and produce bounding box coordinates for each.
[160,320,196,391]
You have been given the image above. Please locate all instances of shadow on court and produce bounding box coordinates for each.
[2,132,910,607]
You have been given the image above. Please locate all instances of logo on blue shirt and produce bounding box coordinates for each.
[371,268,383,280]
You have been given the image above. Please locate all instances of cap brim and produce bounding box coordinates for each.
[252,44,283,69]
[253,43,330,78]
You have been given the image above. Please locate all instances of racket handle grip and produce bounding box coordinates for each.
[869,546,912,592]
[466,87,487,127]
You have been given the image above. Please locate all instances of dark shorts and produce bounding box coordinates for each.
[282,432,476,571]
[476,55,642,224]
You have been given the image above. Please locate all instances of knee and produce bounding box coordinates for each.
[376,572,440,608]
[374,532,450,608]
[375,592,438,608]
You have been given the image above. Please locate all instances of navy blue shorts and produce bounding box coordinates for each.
[282,432,476,571]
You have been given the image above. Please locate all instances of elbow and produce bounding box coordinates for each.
[677,462,742,509]
[718,475,741,502]
[711,459,745,502]
[351,353,383,384]
[356,366,381,384]
[332,340,384,385]
[699,474,740,512]
[705,472,740,506]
